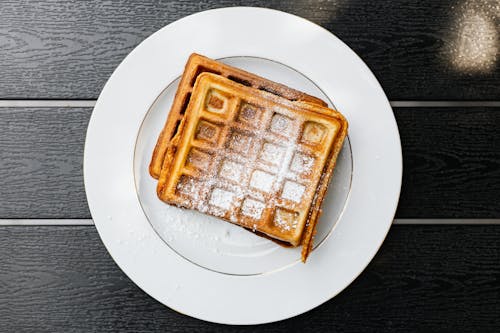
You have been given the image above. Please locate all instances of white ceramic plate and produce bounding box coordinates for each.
[84,7,402,325]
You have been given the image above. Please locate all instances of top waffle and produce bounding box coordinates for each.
[149,53,327,179]
[157,73,347,261]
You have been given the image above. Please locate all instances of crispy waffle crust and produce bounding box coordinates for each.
[149,53,327,179]
[293,101,348,261]
[156,73,347,262]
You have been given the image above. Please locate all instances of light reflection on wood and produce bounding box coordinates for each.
[446,0,498,73]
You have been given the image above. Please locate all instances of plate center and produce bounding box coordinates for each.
[134,56,352,275]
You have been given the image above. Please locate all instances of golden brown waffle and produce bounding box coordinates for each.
[149,53,327,179]
[157,73,347,262]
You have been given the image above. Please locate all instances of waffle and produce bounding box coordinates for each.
[157,73,347,262]
[149,53,327,179]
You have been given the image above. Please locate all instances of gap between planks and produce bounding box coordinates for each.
[0,219,498,226]
[0,100,500,108]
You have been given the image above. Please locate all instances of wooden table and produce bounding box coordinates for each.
[1,1,499,331]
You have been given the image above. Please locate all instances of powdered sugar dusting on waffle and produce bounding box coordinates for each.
[290,152,314,174]
[209,188,235,210]
[250,170,275,192]
[219,159,244,183]
[161,76,342,246]
[241,198,265,219]
[273,208,299,232]
[281,181,306,203]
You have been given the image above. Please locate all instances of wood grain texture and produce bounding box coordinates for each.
[1,107,499,219]
[0,107,91,218]
[0,0,499,100]
[396,108,500,217]
[0,225,498,332]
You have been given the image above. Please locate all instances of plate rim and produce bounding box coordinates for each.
[84,6,402,325]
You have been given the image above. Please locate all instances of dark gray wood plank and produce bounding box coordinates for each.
[396,108,500,217]
[0,0,498,100]
[1,107,499,219]
[0,225,498,332]
[0,108,91,218]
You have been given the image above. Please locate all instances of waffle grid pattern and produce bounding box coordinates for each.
[166,78,339,243]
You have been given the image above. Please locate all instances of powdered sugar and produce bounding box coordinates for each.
[227,131,252,153]
[290,152,314,174]
[281,181,306,203]
[209,188,234,210]
[177,176,202,202]
[219,159,244,183]
[249,170,275,192]
[269,113,292,135]
[169,93,334,240]
[241,198,265,219]
[259,142,286,165]
[273,208,299,231]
